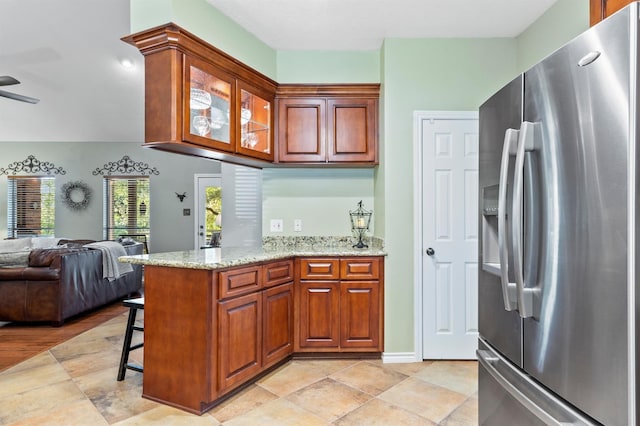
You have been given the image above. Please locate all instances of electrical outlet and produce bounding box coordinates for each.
[294,219,302,232]
[270,219,283,232]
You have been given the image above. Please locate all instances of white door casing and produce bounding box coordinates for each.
[414,111,478,360]
[194,174,221,249]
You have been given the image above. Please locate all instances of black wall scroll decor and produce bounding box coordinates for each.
[92,155,160,176]
[0,155,66,175]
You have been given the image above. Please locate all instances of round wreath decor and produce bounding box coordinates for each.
[61,181,92,211]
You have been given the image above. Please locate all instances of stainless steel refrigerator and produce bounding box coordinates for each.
[478,4,637,425]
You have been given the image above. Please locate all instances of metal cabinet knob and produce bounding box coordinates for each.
[426,248,435,256]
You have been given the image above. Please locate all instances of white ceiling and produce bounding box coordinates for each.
[0,0,559,143]
[207,0,560,50]
[0,0,144,143]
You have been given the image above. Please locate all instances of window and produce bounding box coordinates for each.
[103,176,149,241]
[7,176,56,238]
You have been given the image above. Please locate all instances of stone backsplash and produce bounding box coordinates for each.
[262,235,384,251]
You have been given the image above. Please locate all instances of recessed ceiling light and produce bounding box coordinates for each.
[120,58,134,69]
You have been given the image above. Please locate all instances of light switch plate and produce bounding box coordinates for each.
[294,219,302,232]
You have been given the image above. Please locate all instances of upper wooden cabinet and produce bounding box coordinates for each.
[590,0,633,25]
[123,23,276,167]
[276,84,380,166]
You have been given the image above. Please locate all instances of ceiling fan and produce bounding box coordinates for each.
[0,75,39,104]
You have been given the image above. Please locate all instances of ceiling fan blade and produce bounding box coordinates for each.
[0,76,20,86]
[0,89,39,104]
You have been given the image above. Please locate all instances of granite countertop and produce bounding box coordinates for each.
[119,236,386,270]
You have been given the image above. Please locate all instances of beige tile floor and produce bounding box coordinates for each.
[0,311,478,425]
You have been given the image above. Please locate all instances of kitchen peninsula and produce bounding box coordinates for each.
[120,238,385,414]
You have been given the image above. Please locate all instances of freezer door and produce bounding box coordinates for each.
[522,6,632,425]
[478,75,523,366]
[478,339,597,425]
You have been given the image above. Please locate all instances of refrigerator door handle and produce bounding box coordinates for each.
[477,348,593,425]
[498,128,519,311]
[512,122,536,318]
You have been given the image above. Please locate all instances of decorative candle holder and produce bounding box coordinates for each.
[349,200,372,249]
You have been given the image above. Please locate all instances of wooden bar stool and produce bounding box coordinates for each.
[117,297,144,381]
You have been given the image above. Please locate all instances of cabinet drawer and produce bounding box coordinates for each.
[340,258,380,280]
[299,258,339,280]
[219,265,262,299]
[263,259,294,288]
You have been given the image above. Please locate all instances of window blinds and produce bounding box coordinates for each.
[7,176,56,238]
[102,176,150,241]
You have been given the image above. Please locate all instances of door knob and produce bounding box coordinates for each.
[426,248,435,256]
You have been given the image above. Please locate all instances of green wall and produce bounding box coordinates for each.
[129,0,590,356]
[380,38,518,353]
[262,169,375,236]
[130,0,277,79]
[516,0,589,72]
[276,50,380,83]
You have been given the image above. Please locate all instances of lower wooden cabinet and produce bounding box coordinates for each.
[218,292,262,392]
[297,281,340,349]
[218,282,293,394]
[340,281,380,348]
[295,257,384,352]
[142,255,382,415]
[262,282,293,368]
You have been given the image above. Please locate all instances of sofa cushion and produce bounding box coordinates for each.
[28,247,88,268]
[57,239,96,248]
[31,237,62,249]
[0,267,28,279]
[116,236,138,246]
[23,267,60,281]
[0,238,32,253]
[0,251,30,268]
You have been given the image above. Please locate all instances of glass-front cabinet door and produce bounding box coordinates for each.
[236,81,274,161]
[184,57,235,152]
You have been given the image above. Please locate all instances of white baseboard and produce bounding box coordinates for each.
[381,352,421,364]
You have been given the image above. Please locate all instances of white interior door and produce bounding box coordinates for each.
[194,174,222,249]
[421,114,478,359]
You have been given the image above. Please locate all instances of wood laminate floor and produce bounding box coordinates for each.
[0,301,127,372]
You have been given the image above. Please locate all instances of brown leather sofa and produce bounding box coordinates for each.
[0,241,143,325]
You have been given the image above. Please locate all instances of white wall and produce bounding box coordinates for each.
[0,142,221,252]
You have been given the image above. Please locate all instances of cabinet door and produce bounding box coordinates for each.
[327,98,377,163]
[590,0,632,25]
[218,292,262,392]
[277,98,326,162]
[236,80,274,161]
[297,281,340,349]
[184,56,235,152]
[340,281,381,350]
[263,282,293,368]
